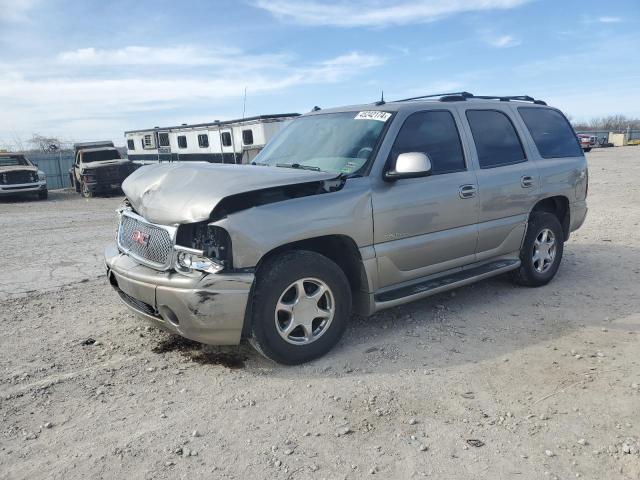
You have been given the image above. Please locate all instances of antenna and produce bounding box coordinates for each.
[241,86,247,121]
[375,90,385,106]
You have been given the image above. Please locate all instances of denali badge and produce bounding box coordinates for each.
[132,230,150,246]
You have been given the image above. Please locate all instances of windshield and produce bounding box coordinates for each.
[0,155,30,167]
[83,149,122,163]
[254,111,391,175]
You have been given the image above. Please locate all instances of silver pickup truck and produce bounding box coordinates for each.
[105,92,588,364]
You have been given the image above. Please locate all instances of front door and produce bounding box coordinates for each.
[463,108,539,261]
[156,131,171,163]
[371,110,479,289]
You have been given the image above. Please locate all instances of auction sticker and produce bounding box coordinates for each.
[354,111,392,122]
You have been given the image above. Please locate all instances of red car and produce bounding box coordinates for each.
[577,134,596,152]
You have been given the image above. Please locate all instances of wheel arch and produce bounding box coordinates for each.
[531,195,570,241]
[255,235,369,296]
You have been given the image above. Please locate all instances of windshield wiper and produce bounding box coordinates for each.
[276,163,321,171]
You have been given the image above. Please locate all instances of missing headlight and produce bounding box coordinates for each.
[176,222,232,269]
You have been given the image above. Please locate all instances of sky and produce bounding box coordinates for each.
[1,0,639,147]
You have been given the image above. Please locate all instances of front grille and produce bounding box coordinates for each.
[117,289,160,318]
[2,170,36,185]
[118,213,174,269]
[96,166,120,182]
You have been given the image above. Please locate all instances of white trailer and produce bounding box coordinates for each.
[124,113,299,164]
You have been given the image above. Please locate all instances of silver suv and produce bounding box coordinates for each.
[105,92,588,364]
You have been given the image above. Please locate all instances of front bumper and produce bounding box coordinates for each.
[0,180,47,195]
[85,181,122,193]
[105,244,254,345]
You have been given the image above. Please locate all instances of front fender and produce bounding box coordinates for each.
[215,177,374,269]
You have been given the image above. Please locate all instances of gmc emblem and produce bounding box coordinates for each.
[132,230,150,246]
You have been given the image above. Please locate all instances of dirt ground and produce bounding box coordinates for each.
[1,147,639,480]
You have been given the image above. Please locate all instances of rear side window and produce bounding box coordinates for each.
[177,135,187,149]
[390,110,466,175]
[198,134,209,148]
[519,107,582,158]
[466,110,526,168]
[221,132,232,147]
[127,139,135,150]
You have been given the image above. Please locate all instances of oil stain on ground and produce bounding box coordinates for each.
[152,335,246,369]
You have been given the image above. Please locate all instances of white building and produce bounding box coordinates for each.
[125,113,299,164]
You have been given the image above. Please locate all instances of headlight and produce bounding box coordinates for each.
[174,223,232,275]
[175,246,224,274]
[37,170,46,181]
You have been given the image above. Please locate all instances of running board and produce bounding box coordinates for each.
[374,259,520,309]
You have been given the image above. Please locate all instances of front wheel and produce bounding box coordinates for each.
[510,212,564,287]
[81,182,93,198]
[38,189,48,200]
[249,250,352,365]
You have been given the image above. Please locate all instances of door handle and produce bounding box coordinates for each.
[521,175,534,188]
[459,184,477,199]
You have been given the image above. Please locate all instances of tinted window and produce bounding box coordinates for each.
[242,129,254,145]
[519,107,582,158]
[466,110,526,168]
[390,110,465,175]
[221,132,232,147]
[127,139,135,150]
[158,133,170,147]
[198,134,209,148]
[177,135,187,149]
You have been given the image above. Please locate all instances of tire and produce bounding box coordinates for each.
[81,182,93,198]
[38,189,48,200]
[249,250,352,365]
[584,147,592,153]
[510,211,564,287]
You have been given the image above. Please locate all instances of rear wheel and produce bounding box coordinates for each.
[249,250,352,365]
[510,212,564,287]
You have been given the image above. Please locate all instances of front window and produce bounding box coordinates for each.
[0,155,30,167]
[253,111,391,175]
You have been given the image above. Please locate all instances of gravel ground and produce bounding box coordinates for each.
[1,147,639,480]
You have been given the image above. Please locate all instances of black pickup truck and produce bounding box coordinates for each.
[70,141,138,197]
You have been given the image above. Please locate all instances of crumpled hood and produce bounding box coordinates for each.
[0,165,38,173]
[122,162,338,225]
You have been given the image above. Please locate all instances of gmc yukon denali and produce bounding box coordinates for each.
[105,92,588,364]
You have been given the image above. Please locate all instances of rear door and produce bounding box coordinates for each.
[463,108,539,261]
[371,109,479,288]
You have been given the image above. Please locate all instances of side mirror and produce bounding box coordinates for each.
[385,152,432,181]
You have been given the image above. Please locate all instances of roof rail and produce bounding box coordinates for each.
[472,95,547,105]
[392,92,474,103]
[391,92,547,105]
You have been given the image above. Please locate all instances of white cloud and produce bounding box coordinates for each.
[56,46,291,71]
[0,47,385,143]
[252,0,531,27]
[486,34,521,48]
[0,0,39,23]
[597,16,623,23]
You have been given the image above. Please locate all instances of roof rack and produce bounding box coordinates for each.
[392,92,547,105]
